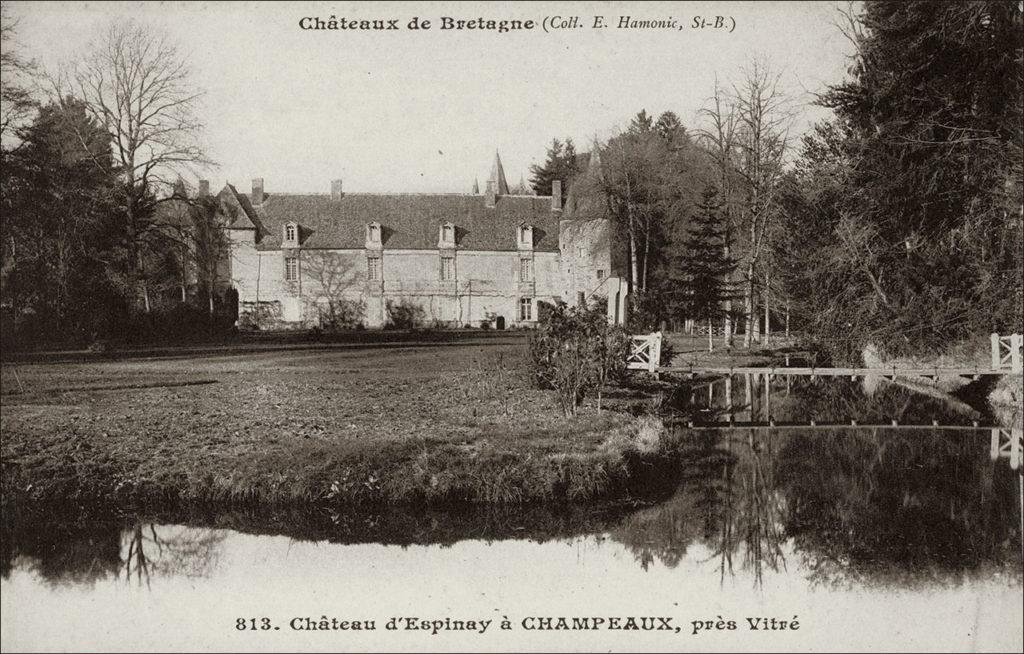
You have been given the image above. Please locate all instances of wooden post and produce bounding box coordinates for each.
[1012,333,1023,374]
[1012,427,1022,470]
[991,333,1001,369]
[725,375,733,416]
[651,331,662,376]
[744,373,752,421]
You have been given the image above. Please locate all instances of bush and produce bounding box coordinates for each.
[238,301,283,331]
[385,298,426,330]
[528,299,630,417]
[313,298,365,331]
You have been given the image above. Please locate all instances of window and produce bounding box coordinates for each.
[519,297,533,321]
[519,258,533,282]
[285,256,298,281]
[285,224,297,243]
[576,245,585,258]
[441,224,454,244]
[440,256,455,281]
[367,256,381,281]
[367,223,380,243]
[596,269,606,281]
[519,226,531,245]
[578,291,586,307]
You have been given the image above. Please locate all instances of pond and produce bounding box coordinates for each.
[2,375,1022,652]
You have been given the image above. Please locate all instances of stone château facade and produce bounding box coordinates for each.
[204,152,622,329]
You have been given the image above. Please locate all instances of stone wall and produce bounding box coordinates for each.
[228,229,565,329]
[559,218,613,307]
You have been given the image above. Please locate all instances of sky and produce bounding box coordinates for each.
[5,1,856,194]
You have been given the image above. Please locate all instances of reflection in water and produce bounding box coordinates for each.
[1,518,224,589]
[119,523,224,588]
[611,426,1021,589]
[0,376,1020,652]
[608,373,1023,588]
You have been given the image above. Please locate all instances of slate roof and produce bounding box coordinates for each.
[225,191,561,252]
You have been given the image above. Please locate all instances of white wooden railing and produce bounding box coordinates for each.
[991,333,1023,373]
[626,332,662,372]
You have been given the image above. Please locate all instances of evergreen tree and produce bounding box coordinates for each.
[670,184,737,350]
[806,0,1024,357]
[528,137,581,203]
[2,98,121,343]
[654,110,686,144]
[629,109,654,133]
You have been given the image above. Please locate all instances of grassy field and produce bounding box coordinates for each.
[1,335,671,508]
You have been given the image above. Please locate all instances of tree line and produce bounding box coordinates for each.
[1,15,230,348]
[528,1,1023,361]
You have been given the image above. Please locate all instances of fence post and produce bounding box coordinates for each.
[1013,334,1023,374]
[991,333,1000,369]
[649,331,662,373]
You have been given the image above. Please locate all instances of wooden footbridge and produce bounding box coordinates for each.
[627,332,1024,378]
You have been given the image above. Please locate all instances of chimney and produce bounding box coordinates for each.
[198,179,210,197]
[551,180,562,212]
[252,178,264,204]
[484,180,496,208]
[331,179,343,201]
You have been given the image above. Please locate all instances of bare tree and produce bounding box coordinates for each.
[732,58,794,347]
[301,251,364,330]
[0,6,37,147]
[698,77,742,346]
[59,19,211,313]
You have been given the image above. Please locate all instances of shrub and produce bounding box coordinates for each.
[528,299,630,416]
[238,301,283,331]
[314,298,365,331]
[385,298,426,330]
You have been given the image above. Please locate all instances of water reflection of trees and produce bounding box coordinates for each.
[612,425,1021,587]
[1,516,224,588]
[119,523,224,588]
[612,430,788,586]
[674,373,985,426]
[777,428,1020,585]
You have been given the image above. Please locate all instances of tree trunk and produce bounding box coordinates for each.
[763,287,771,346]
[629,227,639,293]
[742,262,755,347]
[708,318,714,352]
[723,243,733,347]
[641,224,650,293]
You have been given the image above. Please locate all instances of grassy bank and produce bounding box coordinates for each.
[1,338,679,508]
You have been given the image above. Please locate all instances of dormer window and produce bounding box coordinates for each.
[518,225,533,250]
[284,222,298,246]
[366,222,382,247]
[439,222,455,246]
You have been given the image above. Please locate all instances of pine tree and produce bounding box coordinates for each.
[670,184,737,350]
[629,109,653,133]
[528,137,580,204]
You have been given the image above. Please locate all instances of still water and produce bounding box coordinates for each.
[2,376,1022,652]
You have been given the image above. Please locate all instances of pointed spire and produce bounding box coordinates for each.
[513,174,535,196]
[472,178,480,195]
[172,176,187,198]
[489,151,509,196]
